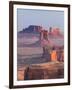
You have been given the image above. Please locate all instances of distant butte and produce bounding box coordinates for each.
[18,25,63,37]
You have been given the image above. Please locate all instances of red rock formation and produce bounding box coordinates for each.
[48,27,63,38]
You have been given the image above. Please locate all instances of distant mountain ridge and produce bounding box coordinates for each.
[18,25,63,37]
[17,25,64,47]
[19,25,42,34]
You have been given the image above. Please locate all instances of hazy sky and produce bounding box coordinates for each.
[17,9,64,32]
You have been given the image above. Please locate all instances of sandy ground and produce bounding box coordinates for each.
[17,47,43,56]
[17,47,49,67]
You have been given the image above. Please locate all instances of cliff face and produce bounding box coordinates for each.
[17,62,64,80]
[24,62,64,80]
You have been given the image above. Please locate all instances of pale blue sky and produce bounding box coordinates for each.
[17,9,64,32]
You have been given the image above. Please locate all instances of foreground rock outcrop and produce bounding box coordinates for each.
[17,62,64,80]
[24,62,64,80]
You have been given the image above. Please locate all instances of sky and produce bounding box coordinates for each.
[17,9,64,32]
